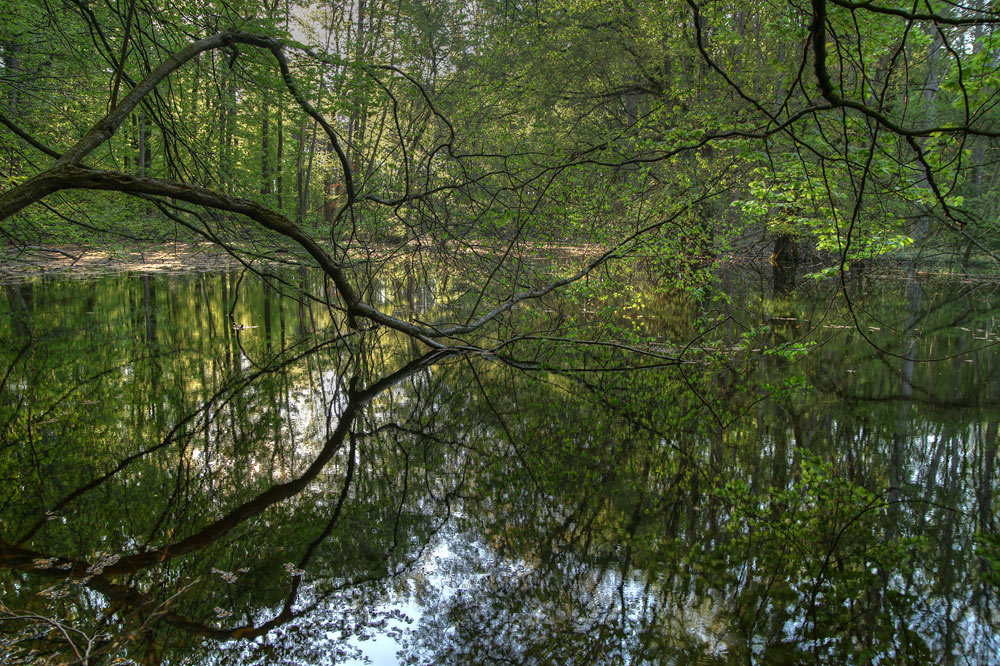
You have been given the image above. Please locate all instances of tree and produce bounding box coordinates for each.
[2,1,996,344]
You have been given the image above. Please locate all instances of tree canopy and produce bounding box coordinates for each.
[2,0,998,352]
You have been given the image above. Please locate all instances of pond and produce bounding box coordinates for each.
[1,263,999,665]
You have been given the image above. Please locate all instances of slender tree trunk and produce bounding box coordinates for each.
[301,123,319,224]
[276,107,284,211]
[963,140,987,269]
[295,123,306,223]
[347,0,369,168]
[261,104,271,198]
[323,140,338,225]
[138,109,147,177]
[223,73,236,192]
[3,41,22,174]
[217,87,227,191]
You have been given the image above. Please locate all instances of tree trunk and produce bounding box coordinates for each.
[138,109,148,177]
[261,104,271,198]
[3,41,22,174]
[276,108,284,211]
[295,124,306,223]
[770,233,798,294]
[323,140,339,225]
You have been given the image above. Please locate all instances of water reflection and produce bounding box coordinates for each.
[0,266,998,664]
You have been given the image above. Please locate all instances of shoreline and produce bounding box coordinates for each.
[1,242,243,283]
[0,240,608,283]
[1,241,994,284]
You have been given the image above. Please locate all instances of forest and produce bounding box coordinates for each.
[1,0,999,664]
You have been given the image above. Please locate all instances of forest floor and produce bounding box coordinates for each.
[0,240,609,283]
[2,241,992,284]
[0,243,241,282]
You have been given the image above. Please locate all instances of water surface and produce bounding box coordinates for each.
[1,265,998,664]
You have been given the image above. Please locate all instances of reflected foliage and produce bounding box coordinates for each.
[1,266,999,664]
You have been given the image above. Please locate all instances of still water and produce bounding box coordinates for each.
[1,264,998,664]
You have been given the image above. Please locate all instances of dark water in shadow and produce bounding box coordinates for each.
[1,265,998,664]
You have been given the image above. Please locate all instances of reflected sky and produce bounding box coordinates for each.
[1,265,999,664]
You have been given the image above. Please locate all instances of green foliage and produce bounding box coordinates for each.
[717,453,929,662]
[735,162,915,267]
